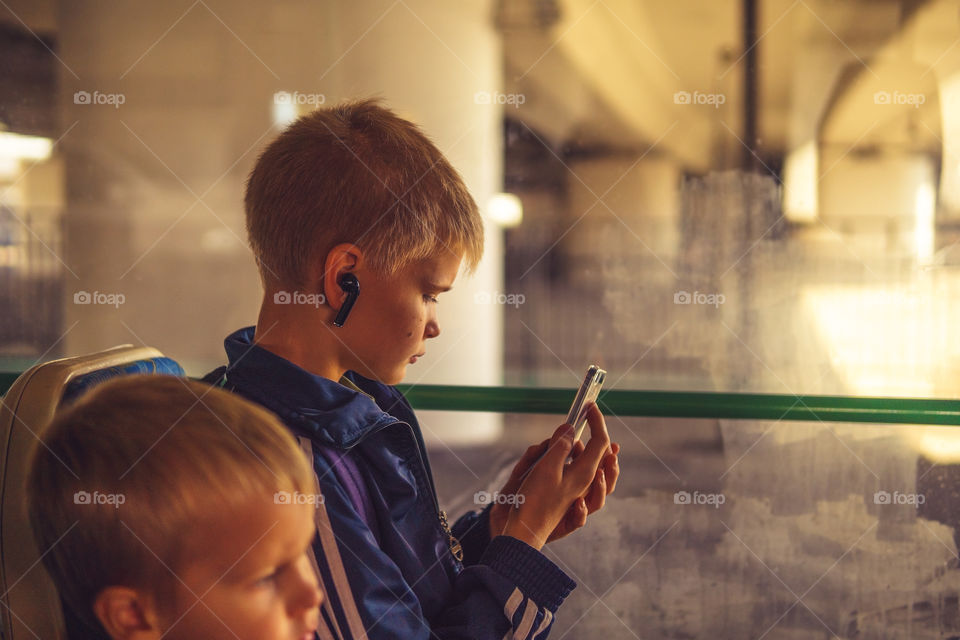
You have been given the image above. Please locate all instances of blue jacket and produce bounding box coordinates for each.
[203,327,576,640]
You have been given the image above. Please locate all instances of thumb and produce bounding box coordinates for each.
[508,439,549,483]
[539,423,575,469]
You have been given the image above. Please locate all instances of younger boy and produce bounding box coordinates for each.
[205,99,621,639]
[26,375,323,640]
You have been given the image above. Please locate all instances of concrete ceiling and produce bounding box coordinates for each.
[502,0,954,171]
[5,0,956,172]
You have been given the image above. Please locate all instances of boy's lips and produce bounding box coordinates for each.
[298,610,319,639]
[297,616,319,640]
[409,352,425,364]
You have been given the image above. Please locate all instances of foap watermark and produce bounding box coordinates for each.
[674,490,725,508]
[874,490,925,507]
[873,90,926,108]
[274,491,325,505]
[73,90,125,109]
[274,291,326,307]
[74,291,125,308]
[274,91,326,107]
[474,91,525,108]
[74,490,125,509]
[674,290,724,308]
[473,490,525,506]
[473,291,525,308]
[673,90,726,109]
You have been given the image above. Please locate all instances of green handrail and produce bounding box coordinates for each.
[398,385,960,426]
[3,371,959,425]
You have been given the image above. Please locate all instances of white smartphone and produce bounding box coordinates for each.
[566,365,607,441]
[518,365,608,481]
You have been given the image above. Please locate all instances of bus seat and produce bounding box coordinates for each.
[0,346,184,640]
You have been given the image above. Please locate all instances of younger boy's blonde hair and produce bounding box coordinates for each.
[245,98,485,288]
[25,375,316,635]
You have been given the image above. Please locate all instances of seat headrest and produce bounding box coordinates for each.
[59,356,185,407]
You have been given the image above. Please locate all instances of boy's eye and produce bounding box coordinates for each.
[423,294,439,304]
[254,567,281,587]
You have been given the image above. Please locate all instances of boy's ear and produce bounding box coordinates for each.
[321,243,363,307]
[93,586,161,640]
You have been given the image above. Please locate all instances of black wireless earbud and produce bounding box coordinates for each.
[333,273,360,327]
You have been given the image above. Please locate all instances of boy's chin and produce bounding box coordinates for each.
[364,363,407,386]
[385,365,408,385]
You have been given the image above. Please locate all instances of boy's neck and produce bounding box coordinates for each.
[253,302,347,383]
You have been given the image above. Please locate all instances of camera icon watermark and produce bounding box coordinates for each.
[73,90,126,109]
[873,490,925,507]
[73,290,126,308]
[673,90,726,109]
[873,90,925,108]
[673,490,725,508]
[273,491,324,505]
[273,91,326,107]
[73,490,126,509]
[474,91,526,108]
[473,490,525,506]
[673,291,725,308]
[273,291,326,307]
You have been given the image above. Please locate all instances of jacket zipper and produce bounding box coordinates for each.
[350,418,464,563]
[385,420,463,562]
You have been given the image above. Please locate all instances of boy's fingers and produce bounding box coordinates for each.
[604,448,620,495]
[524,439,549,461]
[564,498,588,528]
[582,403,611,454]
[510,439,549,481]
[566,404,610,490]
[539,423,576,472]
[568,440,585,461]
[549,498,588,542]
[585,468,606,513]
[572,497,588,527]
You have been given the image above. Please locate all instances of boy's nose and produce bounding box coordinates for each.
[294,579,323,618]
[292,561,324,611]
[307,581,323,609]
[424,319,440,339]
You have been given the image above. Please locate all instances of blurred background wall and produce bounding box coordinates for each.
[2,0,505,442]
[8,0,960,637]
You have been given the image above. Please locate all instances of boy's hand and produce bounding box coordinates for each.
[489,404,620,549]
[544,438,620,542]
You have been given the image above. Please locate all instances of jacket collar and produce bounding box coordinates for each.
[221,326,398,449]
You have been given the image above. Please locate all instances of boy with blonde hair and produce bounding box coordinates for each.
[27,375,323,640]
[204,99,620,640]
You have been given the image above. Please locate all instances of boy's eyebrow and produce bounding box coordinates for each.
[231,543,304,583]
[426,280,453,292]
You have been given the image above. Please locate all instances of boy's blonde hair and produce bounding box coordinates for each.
[245,98,485,288]
[25,375,316,634]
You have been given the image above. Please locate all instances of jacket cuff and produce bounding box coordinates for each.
[480,535,576,612]
[453,505,493,566]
